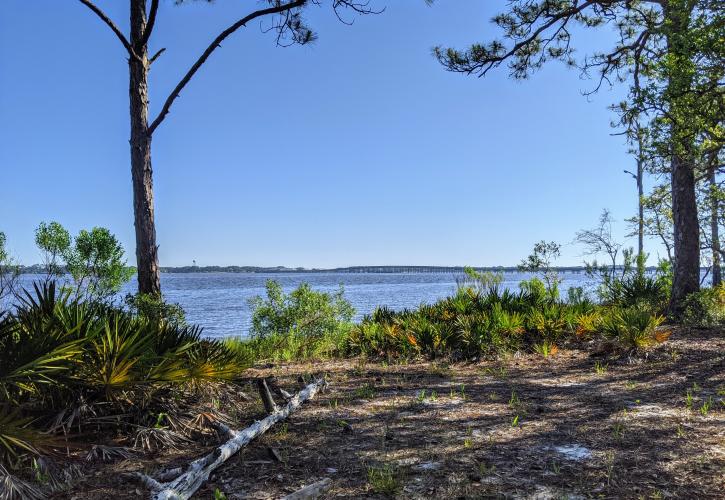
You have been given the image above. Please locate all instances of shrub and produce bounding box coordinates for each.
[125,293,186,326]
[35,222,134,300]
[0,282,249,468]
[681,286,725,327]
[600,306,666,350]
[601,273,669,312]
[249,280,354,340]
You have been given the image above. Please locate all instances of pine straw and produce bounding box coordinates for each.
[56,328,723,499]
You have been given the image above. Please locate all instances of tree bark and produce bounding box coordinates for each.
[635,133,645,271]
[666,1,700,314]
[709,164,721,286]
[670,153,700,312]
[129,0,161,296]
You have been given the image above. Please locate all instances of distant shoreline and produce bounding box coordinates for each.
[15,264,663,275]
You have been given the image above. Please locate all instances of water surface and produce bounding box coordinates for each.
[17,271,594,338]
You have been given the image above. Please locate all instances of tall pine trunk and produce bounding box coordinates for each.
[667,0,699,314]
[129,0,161,296]
[670,153,700,310]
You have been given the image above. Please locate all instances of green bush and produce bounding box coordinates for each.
[600,273,669,312]
[229,281,356,362]
[0,282,249,468]
[600,306,666,350]
[249,280,354,340]
[681,286,725,327]
[35,222,134,300]
[125,292,186,326]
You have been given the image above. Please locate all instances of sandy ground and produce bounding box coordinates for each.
[62,328,724,499]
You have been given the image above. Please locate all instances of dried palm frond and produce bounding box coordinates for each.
[85,444,134,463]
[31,456,81,493]
[0,464,44,500]
[132,426,189,452]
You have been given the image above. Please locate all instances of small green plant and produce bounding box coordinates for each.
[600,306,666,350]
[533,339,558,358]
[594,361,609,375]
[354,383,376,399]
[367,464,400,495]
[213,488,227,500]
[612,422,625,440]
[549,461,561,475]
[681,286,725,327]
[675,423,686,438]
[509,391,521,409]
[604,451,616,485]
[416,389,427,403]
[685,390,694,410]
[700,396,713,416]
[511,415,520,427]
[477,461,496,477]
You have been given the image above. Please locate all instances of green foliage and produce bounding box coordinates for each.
[600,272,670,312]
[600,306,667,350]
[250,280,354,339]
[66,227,135,299]
[518,241,561,299]
[0,282,249,467]
[35,222,134,300]
[228,281,356,362]
[346,279,597,360]
[458,267,504,294]
[125,293,186,327]
[0,231,20,304]
[681,286,725,327]
[35,221,71,278]
[367,463,400,495]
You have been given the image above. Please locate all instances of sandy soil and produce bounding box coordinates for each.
[61,328,724,499]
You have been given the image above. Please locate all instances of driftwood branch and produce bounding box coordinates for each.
[131,378,326,500]
[281,478,332,500]
[147,0,306,135]
[257,377,279,413]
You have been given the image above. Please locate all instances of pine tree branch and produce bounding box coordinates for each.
[77,0,141,61]
[147,0,307,136]
[140,0,160,48]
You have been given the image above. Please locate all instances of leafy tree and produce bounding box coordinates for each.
[63,0,381,296]
[518,241,561,298]
[34,222,134,300]
[65,227,135,300]
[249,280,355,339]
[435,0,724,312]
[34,221,71,279]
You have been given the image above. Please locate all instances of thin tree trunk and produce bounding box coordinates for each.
[129,0,161,296]
[709,164,721,286]
[636,143,645,268]
[670,153,700,311]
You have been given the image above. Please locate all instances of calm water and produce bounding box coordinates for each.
[17,272,593,338]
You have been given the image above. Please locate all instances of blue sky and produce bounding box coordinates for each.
[1,1,656,268]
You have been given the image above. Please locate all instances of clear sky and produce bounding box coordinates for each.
[0,1,659,268]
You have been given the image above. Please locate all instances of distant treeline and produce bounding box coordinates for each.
[13,264,669,275]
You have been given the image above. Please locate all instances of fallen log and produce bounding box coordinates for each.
[130,378,326,500]
[281,477,332,500]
